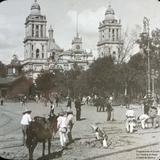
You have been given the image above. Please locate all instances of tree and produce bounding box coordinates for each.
[137,28,160,96]
[64,63,83,98]
[86,56,115,96]
[35,71,55,98]
[117,25,141,63]
[53,69,67,97]
[127,53,146,98]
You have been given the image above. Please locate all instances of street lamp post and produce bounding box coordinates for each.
[143,17,151,98]
[151,69,155,98]
[151,69,159,98]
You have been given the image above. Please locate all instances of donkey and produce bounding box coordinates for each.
[26,115,58,160]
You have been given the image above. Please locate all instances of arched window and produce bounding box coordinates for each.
[112,29,115,41]
[116,29,119,40]
[31,45,34,58]
[41,45,44,59]
[109,28,111,40]
[36,49,39,58]
[42,53,44,59]
[41,25,43,37]
[35,25,39,38]
[51,52,55,60]
[32,24,34,37]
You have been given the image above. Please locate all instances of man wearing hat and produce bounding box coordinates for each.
[57,111,68,149]
[90,124,108,148]
[125,107,136,133]
[66,97,72,111]
[75,97,82,121]
[66,110,74,144]
[20,109,32,146]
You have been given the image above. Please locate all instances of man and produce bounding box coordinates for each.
[57,112,68,149]
[66,110,74,144]
[75,97,82,121]
[55,94,59,107]
[137,114,150,129]
[106,98,113,121]
[0,97,4,106]
[49,101,55,117]
[20,109,32,146]
[99,96,105,112]
[143,97,152,115]
[148,105,158,128]
[157,104,160,127]
[66,97,72,111]
[95,96,101,112]
[91,124,108,148]
[124,95,129,109]
[125,107,136,133]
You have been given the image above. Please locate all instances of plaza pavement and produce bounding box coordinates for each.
[0,102,160,160]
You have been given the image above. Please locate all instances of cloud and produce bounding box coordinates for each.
[0,13,24,61]
[0,0,160,64]
[66,7,106,54]
[67,7,105,34]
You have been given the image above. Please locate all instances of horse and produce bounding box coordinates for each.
[26,115,58,160]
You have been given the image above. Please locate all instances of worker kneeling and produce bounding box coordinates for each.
[125,107,137,133]
[137,114,150,129]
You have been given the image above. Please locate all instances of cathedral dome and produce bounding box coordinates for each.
[105,5,115,20]
[105,5,115,15]
[30,0,41,15]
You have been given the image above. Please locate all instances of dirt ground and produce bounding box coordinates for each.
[0,101,160,160]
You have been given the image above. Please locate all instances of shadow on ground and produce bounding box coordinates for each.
[37,150,63,160]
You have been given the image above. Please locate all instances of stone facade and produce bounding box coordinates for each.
[22,0,63,80]
[97,4,123,61]
[22,0,93,79]
[57,33,93,71]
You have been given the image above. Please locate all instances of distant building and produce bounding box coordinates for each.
[47,26,63,71]
[0,55,32,98]
[7,55,22,77]
[0,76,32,98]
[22,0,94,80]
[22,0,62,80]
[57,33,93,71]
[97,4,123,61]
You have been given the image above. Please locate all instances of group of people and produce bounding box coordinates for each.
[20,98,74,149]
[57,110,74,149]
[94,95,114,121]
[125,98,160,133]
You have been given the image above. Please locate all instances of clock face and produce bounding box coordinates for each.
[76,45,80,49]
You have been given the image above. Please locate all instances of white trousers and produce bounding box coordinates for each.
[141,119,148,129]
[59,131,67,147]
[126,118,136,133]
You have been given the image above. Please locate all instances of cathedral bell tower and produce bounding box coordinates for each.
[23,0,48,79]
[71,13,82,53]
[97,4,123,62]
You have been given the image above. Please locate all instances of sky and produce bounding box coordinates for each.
[0,0,160,64]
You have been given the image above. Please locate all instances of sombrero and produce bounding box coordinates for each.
[23,108,32,114]
[58,111,65,116]
[67,110,73,114]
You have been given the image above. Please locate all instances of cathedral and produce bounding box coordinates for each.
[22,0,93,80]
[22,0,63,80]
[22,1,123,80]
[97,4,123,61]
[57,32,93,71]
